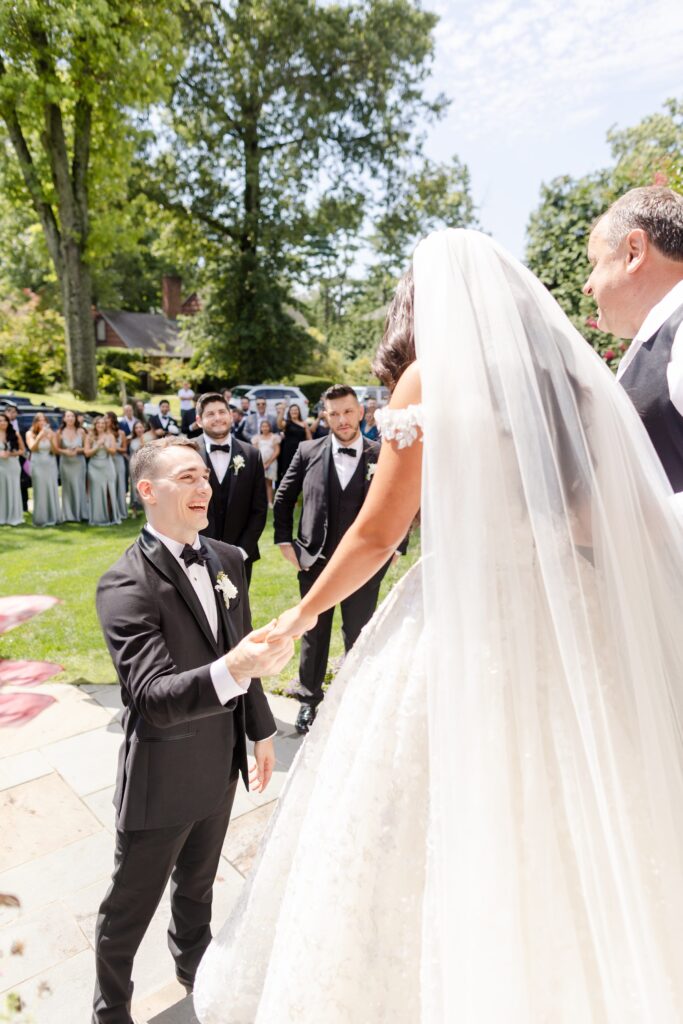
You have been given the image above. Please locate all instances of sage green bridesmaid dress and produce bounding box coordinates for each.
[60,434,88,522]
[0,444,23,525]
[87,445,121,526]
[31,439,62,527]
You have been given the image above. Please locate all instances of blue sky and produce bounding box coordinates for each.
[424,0,683,258]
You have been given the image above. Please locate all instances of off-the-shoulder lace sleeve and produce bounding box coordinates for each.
[375,403,424,449]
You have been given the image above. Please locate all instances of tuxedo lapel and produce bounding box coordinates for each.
[361,438,375,495]
[203,544,240,653]
[137,529,219,653]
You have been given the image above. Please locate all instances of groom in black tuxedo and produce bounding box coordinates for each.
[194,392,268,585]
[92,437,293,1023]
[274,384,408,734]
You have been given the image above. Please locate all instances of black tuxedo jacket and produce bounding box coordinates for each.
[196,436,267,563]
[96,530,276,831]
[148,413,180,435]
[273,434,408,569]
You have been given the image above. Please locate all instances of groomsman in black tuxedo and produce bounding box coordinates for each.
[148,399,180,437]
[92,437,292,1023]
[274,384,408,734]
[585,186,683,499]
[194,393,268,585]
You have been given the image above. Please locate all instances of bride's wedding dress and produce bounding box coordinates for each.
[194,230,683,1022]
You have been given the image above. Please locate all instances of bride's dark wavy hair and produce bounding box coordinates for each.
[372,267,416,392]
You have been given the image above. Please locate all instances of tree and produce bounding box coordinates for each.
[0,1,186,397]
[145,0,446,382]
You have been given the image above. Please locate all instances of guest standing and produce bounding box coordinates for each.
[243,398,278,440]
[360,398,380,441]
[276,403,311,484]
[57,410,88,522]
[127,420,147,515]
[252,421,280,508]
[0,412,25,526]
[86,417,121,526]
[4,404,29,512]
[178,380,196,433]
[149,400,180,438]
[194,392,268,585]
[25,413,61,527]
[107,412,129,519]
[119,404,138,437]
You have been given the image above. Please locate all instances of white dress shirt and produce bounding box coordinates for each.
[144,523,250,704]
[202,433,248,561]
[617,279,683,416]
[331,432,364,490]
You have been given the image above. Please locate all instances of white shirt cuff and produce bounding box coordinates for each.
[238,547,248,561]
[210,656,252,703]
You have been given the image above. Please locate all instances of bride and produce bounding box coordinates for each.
[194,229,683,1022]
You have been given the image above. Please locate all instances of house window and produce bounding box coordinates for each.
[96,319,106,342]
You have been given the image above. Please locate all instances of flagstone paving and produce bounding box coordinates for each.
[0,680,303,1023]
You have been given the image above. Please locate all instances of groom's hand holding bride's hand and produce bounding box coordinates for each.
[225,621,294,686]
[266,604,318,642]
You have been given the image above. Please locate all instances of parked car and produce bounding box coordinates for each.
[0,396,64,437]
[231,384,310,420]
[352,385,390,408]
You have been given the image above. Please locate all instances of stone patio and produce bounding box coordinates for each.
[0,680,303,1023]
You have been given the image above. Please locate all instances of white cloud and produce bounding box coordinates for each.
[429,0,683,140]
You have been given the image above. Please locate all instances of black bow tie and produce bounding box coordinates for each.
[336,447,357,457]
[180,543,209,568]
[209,443,231,453]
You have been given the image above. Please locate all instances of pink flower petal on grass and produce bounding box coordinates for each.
[0,596,60,635]
[0,661,63,686]
[0,692,56,727]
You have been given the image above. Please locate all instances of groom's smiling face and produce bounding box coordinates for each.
[138,446,212,541]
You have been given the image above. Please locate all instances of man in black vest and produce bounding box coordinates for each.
[584,186,683,499]
[92,437,293,1022]
[273,384,407,734]
[194,393,268,585]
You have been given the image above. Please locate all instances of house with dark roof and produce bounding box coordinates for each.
[94,276,199,359]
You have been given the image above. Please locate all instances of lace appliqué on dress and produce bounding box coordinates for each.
[375,404,424,449]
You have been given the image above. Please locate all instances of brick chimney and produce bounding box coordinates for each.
[162,275,182,320]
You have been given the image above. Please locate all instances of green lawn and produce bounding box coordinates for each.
[1,513,419,691]
[4,389,179,417]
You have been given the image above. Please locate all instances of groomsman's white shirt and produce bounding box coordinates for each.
[616,279,683,416]
[331,432,364,489]
[145,523,249,704]
[202,432,248,561]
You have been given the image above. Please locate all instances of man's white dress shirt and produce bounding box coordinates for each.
[331,432,364,489]
[617,279,683,416]
[145,523,249,704]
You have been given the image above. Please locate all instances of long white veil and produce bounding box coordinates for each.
[417,230,683,1021]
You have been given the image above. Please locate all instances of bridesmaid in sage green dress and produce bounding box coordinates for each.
[57,410,88,521]
[106,411,129,519]
[25,412,62,527]
[85,416,121,526]
[127,419,147,516]
[0,412,25,526]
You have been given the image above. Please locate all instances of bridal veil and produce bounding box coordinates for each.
[418,229,683,1021]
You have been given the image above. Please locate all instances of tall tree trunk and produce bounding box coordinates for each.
[60,247,96,398]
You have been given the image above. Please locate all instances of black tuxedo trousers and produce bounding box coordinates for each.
[296,558,388,706]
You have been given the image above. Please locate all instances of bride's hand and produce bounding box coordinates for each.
[267,604,317,642]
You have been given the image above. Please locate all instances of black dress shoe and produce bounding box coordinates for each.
[295,704,317,734]
[175,971,194,994]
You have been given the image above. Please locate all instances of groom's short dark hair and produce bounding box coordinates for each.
[196,392,229,417]
[322,384,358,404]
[130,436,200,489]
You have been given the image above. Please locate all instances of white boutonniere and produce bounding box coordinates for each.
[366,462,377,482]
[215,570,239,607]
[232,454,245,475]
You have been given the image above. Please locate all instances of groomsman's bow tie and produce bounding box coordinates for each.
[180,543,210,568]
[209,443,231,453]
[336,447,357,457]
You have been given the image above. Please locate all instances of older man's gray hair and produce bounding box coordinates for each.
[598,186,683,260]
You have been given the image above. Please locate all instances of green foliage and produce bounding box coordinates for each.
[144,0,446,382]
[0,291,66,391]
[526,97,683,367]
